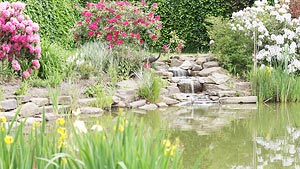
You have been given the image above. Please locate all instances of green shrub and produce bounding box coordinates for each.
[138,70,166,103]
[206,16,253,78]
[85,85,114,109]
[10,0,79,48]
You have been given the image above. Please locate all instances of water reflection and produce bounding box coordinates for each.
[141,103,300,168]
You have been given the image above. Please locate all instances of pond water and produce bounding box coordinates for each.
[139,103,300,169]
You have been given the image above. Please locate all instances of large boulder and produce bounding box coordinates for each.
[0,99,18,111]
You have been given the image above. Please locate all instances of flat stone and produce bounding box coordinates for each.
[209,96,220,101]
[139,104,158,110]
[129,100,146,108]
[199,67,223,77]
[177,79,203,93]
[234,82,252,91]
[0,99,18,111]
[217,91,238,97]
[167,86,181,95]
[117,80,138,89]
[219,96,257,104]
[203,61,219,68]
[30,98,49,106]
[156,102,168,107]
[208,73,230,84]
[18,117,42,125]
[0,111,19,121]
[198,77,214,84]
[170,59,184,67]
[204,84,231,91]
[80,107,104,115]
[78,98,97,106]
[6,95,31,103]
[44,113,60,121]
[116,101,127,108]
[58,96,72,105]
[161,96,180,105]
[115,88,137,102]
[40,105,70,114]
[179,60,194,70]
[195,57,208,65]
[19,102,40,117]
[191,64,202,71]
[160,88,169,96]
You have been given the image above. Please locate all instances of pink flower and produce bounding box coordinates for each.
[1,44,11,53]
[141,0,146,6]
[88,31,94,37]
[25,26,33,35]
[12,60,21,70]
[77,21,82,25]
[22,71,30,78]
[162,45,168,50]
[121,32,127,37]
[123,21,129,26]
[177,44,183,50]
[28,68,33,74]
[151,34,157,40]
[31,23,39,32]
[88,23,98,30]
[106,33,112,41]
[107,44,113,49]
[32,59,40,69]
[108,18,117,24]
[82,11,93,17]
[115,14,121,19]
[17,15,24,22]
[96,3,105,9]
[85,17,91,23]
[12,2,25,11]
[117,39,123,45]
[35,46,41,54]
[151,3,158,8]
[155,15,160,20]
[143,63,150,69]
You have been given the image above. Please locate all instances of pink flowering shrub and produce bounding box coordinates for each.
[0,1,41,79]
[73,1,162,49]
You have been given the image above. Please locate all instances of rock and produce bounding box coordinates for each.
[168,67,188,77]
[219,96,257,104]
[156,71,173,79]
[0,99,18,111]
[30,98,49,106]
[80,107,104,115]
[161,96,180,105]
[208,73,230,84]
[78,98,97,106]
[195,57,207,65]
[129,100,146,108]
[156,102,168,107]
[234,82,252,91]
[203,61,219,68]
[41,105,70,114]
[58,96,72,105]
[18,117,42,125]
[139,104,158,110]
[117,80,138,89]
[217,91,238,97]
[209,96,220,101]
[116,101,127,108]
[160,88,169,96]
[177,79,203,93]
[6,95,31,104]
[0,111,19,121]
[179,60,194,70]
[167,86,181,94]
[170,59,184,67]
[204,84,231,91]
[199,67,222,77]
[19,102,40,117]
[115,88,137,102]
[198,77,214,84]
[191,64,202,71]
[44,113,60,121]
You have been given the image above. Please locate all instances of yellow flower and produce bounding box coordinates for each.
[103,135,106,141]
[119,125,124,132]
[61,158,68,165]
[170,145,177,157]
[4,135,13,145]
[163,139,171,148]
[0,126,4,131]
[0,116,6,123]
[57,127,66,135]
[32,121,41,128]
[266,66,271,73]
[59,133,68,140]
[56,118,65,126]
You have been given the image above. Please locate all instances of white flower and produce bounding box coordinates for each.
[72,108,81,116]
[231,26,237,31]
[278,7,287,14]
[91,125,103,132]
[76,59,84,66]
[290,42,297,54]
[73,120,87,133]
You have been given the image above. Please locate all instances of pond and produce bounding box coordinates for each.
[137,103,300,169]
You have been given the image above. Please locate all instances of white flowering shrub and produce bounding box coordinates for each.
[230,0,300,74]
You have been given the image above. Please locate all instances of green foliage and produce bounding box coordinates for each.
[85,85,114,109]
[250,67,300,103]
[143,0,255,52]
[0,60,15,83]
[138,70,166,103]
[206,16,253,78]
[30,39,73,87]
[14,81,28,96]
[7,0,79,48]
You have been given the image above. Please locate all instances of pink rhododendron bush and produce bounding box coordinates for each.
[229,0,300,73]
[73,1,162,49]
[0,1,41,79]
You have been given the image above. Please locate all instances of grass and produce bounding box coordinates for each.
[0,108,185,168]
